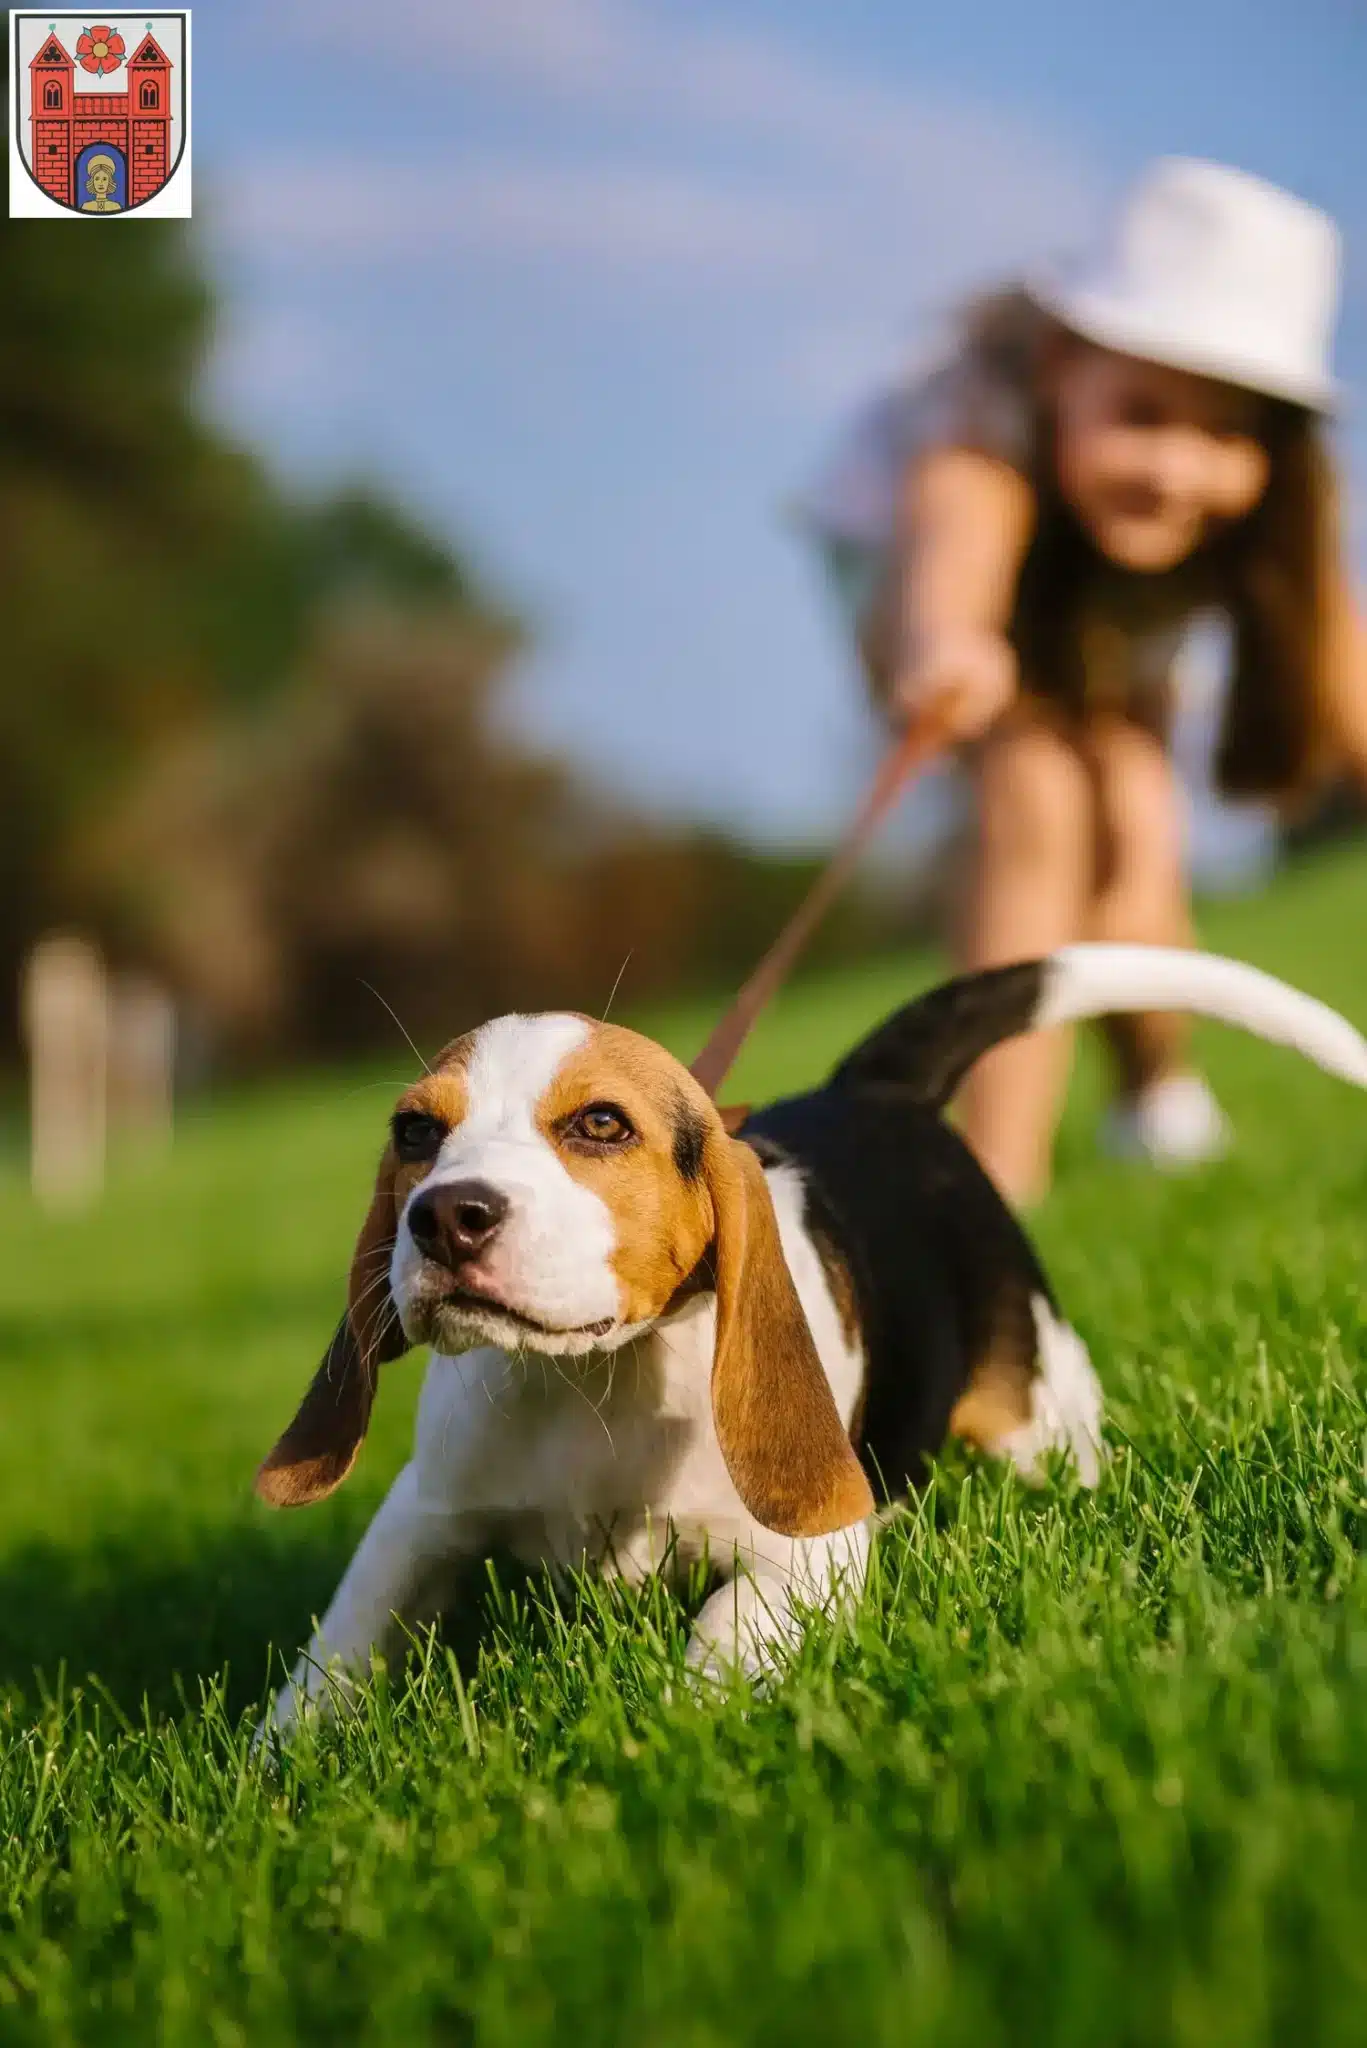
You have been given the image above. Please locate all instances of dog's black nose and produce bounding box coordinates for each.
[407,1180,510,1267]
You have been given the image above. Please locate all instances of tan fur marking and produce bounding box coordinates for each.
[398,1050,471,1129]
[256,1142,410,1507]
[947,1292,1037,1456]
[538,1024,716,1326]
[948,1355,1034,1454]
[707,1131,874,1537]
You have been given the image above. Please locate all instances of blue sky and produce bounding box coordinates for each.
[199,0,1367,844]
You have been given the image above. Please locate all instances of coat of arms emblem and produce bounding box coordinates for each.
[9,12,191,217]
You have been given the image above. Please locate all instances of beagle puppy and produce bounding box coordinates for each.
[257,944,1367,1735]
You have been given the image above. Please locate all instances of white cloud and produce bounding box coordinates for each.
[268,0,1096,256]
[308,0,635,97]
[220,0,1103,443]
[229,154,825,278]
[245,0,1098,367]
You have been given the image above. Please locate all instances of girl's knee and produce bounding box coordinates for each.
[973,716,1093,868]
[1089,720,1187,889]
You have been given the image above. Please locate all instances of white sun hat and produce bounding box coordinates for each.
[1027,157,1342,412]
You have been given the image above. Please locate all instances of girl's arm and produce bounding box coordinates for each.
[863,446,1036,738]
[1317,571,1367,786]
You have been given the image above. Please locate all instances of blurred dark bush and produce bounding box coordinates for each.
[1,207,916,1069]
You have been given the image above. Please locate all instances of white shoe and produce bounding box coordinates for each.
[1101,1073,1232,1171]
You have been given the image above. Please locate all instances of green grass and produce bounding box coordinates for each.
[3,846,1367,2044]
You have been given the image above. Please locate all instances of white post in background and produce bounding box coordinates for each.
[108,973,177,1158]
[21,934,110,1214]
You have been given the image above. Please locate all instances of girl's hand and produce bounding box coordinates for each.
[892,628,1017,740]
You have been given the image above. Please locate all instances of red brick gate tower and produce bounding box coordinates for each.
[28,33,76,205]
[126,29,173,206]
[27,27,173,210]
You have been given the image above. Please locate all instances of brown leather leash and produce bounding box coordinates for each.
[689,710,948,1100]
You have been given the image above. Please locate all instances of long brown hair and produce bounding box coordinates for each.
[1012,343,1340,804]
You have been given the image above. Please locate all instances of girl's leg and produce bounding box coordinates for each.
[954,705,1095,1206]
[1083,717,1229,1165]
[1082,717,1193,1091]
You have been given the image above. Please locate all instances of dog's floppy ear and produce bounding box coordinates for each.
[256,1147,409,1508]
[705,1131,874,1537]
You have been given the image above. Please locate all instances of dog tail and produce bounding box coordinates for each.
[829,944,1367,1113]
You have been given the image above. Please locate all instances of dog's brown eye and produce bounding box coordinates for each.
[568,1103,634,1146]
[392,1111,447,1163]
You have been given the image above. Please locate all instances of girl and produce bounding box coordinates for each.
[805,157,1367,1206]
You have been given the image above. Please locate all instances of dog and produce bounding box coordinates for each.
[256,943,1367,1736]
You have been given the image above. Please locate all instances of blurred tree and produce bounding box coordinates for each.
[0,187,511,1053]
[86,609,527,1053]
[197,480,494,710]
[0,215,218,1017]
[90,600,918,1066]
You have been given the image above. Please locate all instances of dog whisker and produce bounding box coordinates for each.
[357,979,433,1077]
[552,1358,617,1457]
[337,1075,426,1104]
[598,952,633,1027]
